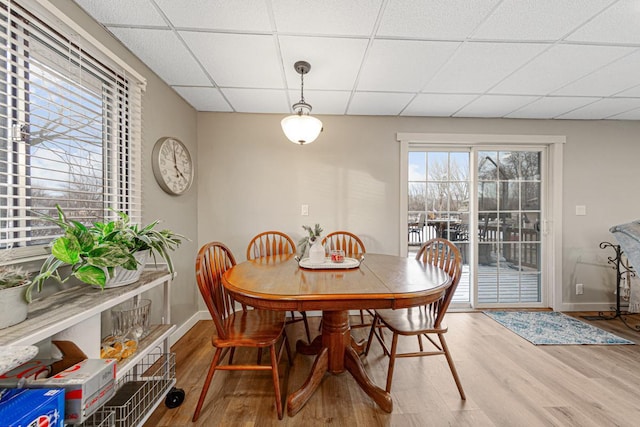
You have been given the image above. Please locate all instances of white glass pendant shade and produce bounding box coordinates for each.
[281,114,323,145]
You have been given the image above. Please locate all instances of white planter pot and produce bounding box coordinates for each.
[0,282,29,329]
[97,250,150,289]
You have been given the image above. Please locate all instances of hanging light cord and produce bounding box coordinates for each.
[297,71,306,114]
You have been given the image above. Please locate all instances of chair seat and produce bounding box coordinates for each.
[376,307,448,335]
[213,309,287,348]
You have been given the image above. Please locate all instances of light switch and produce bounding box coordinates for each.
[575,205,586,216]
[301,204,309,216]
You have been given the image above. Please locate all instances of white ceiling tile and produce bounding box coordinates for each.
[108,27,211,86]
[402,94,477,117]
[616,84,640,97]
[279,37,368,90]
[554,49,640,97]
[472,0,612,41]
[348,92,413,115]
[454,95,539,118]
[180,32,283,88]
[505,96,600,119]
[76,0,166,26]
[357,40,460,92]
[378,0,500,39]
[491,44,634,95]
[424,42,547,93]
[557,98,640,119]
[566,0,640,44]
[608,107,640,120]
[272,0,382,36]
[75,0,640,120]
[173,87,232,112]
[155,0,272,31]
[221,88,289,113]
[287,90,351,115]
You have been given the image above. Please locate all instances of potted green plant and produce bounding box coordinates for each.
[27,205,184,302]
[298,224,325,263]
[0,252,31,329]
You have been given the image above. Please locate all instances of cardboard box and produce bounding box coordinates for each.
[29,359,116,425]
[0,388,65,427]
[50,341,87,376]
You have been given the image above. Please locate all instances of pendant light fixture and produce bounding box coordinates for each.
[281,61,323,145]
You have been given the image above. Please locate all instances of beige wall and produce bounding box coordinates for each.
[198,113,640,310]
[58,0,640,335]
[58,1,199,329]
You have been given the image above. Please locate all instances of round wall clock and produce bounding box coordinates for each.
[151,137,194,195]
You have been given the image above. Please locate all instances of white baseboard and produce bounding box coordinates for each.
[559,302,616,312]
[168,310,210,347]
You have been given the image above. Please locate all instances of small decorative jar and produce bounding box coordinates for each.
[330,250,345,263]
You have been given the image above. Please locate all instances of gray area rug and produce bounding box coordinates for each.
[484,311,634,345]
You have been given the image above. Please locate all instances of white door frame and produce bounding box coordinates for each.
[398,132,565,311]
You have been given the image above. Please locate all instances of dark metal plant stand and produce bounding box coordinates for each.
[582,242,640,331]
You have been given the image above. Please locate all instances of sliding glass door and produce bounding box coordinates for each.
[407,147,546,308]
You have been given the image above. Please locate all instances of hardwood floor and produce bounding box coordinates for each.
[146,312,640,426]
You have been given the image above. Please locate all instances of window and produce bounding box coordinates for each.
[0,0,143,256]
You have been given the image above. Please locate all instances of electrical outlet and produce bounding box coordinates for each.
[301,204,309,216]
[576,283,584,295]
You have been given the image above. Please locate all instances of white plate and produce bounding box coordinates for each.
[298,257,361,270]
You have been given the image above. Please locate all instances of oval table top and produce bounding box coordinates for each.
[221,252,453,417]
[222,253,451,312]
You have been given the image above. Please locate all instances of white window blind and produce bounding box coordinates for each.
[0,0,142,255]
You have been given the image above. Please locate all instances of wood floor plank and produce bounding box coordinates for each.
[146,312,640,426]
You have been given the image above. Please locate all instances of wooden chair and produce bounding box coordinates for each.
[247,231,311,343]
[322,231,366,260]
[321,231,370,327]
[364,238,466,399]
[192,242,292,421]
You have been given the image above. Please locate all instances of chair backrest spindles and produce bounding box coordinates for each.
[247,231,296,260]
[196,242,238,341]
[415,238,462,327]
[322,231,366,257]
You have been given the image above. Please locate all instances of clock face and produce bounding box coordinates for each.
[152,137,193,195]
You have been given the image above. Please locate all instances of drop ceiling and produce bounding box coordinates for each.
[74,0,640,120]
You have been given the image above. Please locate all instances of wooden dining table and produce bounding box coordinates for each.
[222,253,451,416]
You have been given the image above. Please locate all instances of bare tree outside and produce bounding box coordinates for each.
[409,153,469,216]
[22,60,106,244]
[408,152,470,247]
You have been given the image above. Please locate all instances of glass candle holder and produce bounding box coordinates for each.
[330,250,345,263]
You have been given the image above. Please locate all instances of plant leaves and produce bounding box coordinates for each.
[76,229,95,252]
[121,254,139,270]
[86,244,132,267]
[26,257,65,302]
[51,235,81,264]
[74,265,106,287]
[33,204,188,290]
